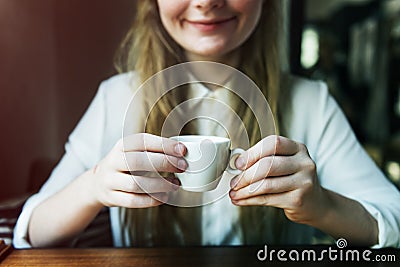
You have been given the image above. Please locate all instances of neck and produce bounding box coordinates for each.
[184,50,240,90]
[185,50,240,67]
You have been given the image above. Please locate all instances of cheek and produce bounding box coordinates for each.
[230,0,263,12]
[157,0,187,25]
[230,0,263,23]
[232,0,263,37]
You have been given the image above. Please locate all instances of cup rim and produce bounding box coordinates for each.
[170,135,229,144]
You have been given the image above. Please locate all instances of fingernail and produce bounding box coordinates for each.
[172,178,181,186]
[235,156,245,170]
[175,143,186,155]
[166,178,180,190]
[230,177,238,189]
[177,159,187,170]
[229,190,236,198]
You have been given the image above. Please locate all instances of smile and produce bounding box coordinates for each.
[185,17,236,32]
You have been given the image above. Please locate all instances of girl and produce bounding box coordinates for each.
[14,0,400,248]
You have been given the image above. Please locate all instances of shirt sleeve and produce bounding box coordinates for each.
[13,81,108,248]
[303,81,400,248]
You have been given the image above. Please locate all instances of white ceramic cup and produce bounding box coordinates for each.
[170,135,244,192]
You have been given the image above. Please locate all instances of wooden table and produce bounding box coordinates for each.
[0,246,264,267]
[1,246,399,266]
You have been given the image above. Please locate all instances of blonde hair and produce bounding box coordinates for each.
[115,0,287,245]
[115,0,284,139]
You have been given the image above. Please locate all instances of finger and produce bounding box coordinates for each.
[230,174,298,201]
[121,133,186,157]
[122,152,187,172]
[109,173,180,193]
[110,191,168,208]
[235,135,299,170]
[231,190,295,209]
[231,155,299,190]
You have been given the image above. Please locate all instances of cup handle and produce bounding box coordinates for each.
[227,148,245,175]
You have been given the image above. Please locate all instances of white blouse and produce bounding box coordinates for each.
[13,72,400,248]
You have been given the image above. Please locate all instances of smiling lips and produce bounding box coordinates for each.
[186,17,235,32]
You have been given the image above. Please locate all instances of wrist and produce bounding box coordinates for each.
[309,188,378,246]
[76,168,104,211]
[309,187,335,229]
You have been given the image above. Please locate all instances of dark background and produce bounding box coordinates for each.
[293,0,400,190]
[1,0,399,202]
[0,0,136,200]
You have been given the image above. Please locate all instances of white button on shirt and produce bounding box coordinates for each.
[13,72,400,248]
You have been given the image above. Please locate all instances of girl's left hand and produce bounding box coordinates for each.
[229,135,330,225]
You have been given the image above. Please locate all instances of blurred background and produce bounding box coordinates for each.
[294,0,400,190]
[0,0,136,201]
[0,0,399,244]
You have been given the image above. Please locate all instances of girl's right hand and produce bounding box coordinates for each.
[88,133,187,208]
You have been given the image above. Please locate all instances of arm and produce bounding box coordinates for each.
[28,134,186,247]
[16,75,185,247]
[229,135,378,245]
[229,80,400,247]
[28,168,102,247]
[313,188,378,245]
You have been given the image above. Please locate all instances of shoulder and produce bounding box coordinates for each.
[281,75,338,145]
[283,75,330,110]
[98,71,141,99]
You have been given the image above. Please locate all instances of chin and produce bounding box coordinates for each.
[190,47,233,61]
[184,39,233,59]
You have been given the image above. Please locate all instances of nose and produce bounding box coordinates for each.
[193,0,225,11]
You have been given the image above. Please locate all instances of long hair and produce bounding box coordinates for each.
[115,0,288,245]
